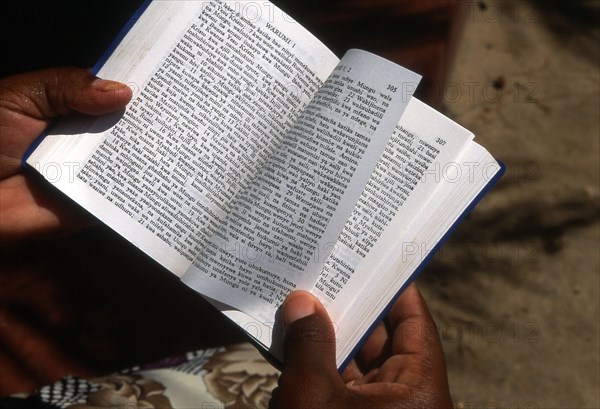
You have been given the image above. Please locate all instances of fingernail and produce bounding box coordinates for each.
[91,78,128,92]
[284,293,316,326]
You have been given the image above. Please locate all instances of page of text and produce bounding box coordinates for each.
[27,0,338,274]
[314,98,474,313]
[314,99,500,366]
[183,49,421,325]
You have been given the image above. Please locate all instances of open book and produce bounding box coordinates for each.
[25,0,504,369]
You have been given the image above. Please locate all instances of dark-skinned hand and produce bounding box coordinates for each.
[0,67,131,243]
[270,284,453,409]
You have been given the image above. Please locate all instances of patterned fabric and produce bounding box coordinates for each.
[38,377,99,408]
[3,343,280,409]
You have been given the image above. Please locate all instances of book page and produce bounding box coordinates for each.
[26,0,338,275]
[316,99,501,365]
[314,99,473,309]
[182,50,421,327]
[331,144,501,366]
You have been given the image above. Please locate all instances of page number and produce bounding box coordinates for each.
[436,138,446,146]
[387,84,398,93]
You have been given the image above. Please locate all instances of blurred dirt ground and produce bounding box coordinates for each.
[417,1,600,408]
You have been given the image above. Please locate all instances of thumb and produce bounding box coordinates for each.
[281,291,338,372]
[0,67,132,119]
[270,291,345,408]
[0,67,132,178]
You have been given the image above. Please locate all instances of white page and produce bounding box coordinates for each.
[182,50,421,333]
[327,105,501,364]
[332,144,500,365]
[26,0,338,276]
[314,99,474,310]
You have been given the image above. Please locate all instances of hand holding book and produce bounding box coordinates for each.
[271,285,453,408]
[0,65,455,406]
[22,0,503,368]
[0,68,131,243]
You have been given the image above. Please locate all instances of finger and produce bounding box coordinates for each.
[0,174,94,244]
[341,360,362,383]
[355,320,392,373]
[270,291,345,408]
[0,67,132,119]
[384,284,452,399]
[0,67,132,178]
[352,284,433,377]
[386,283,440,356]
[281,291,338,372]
